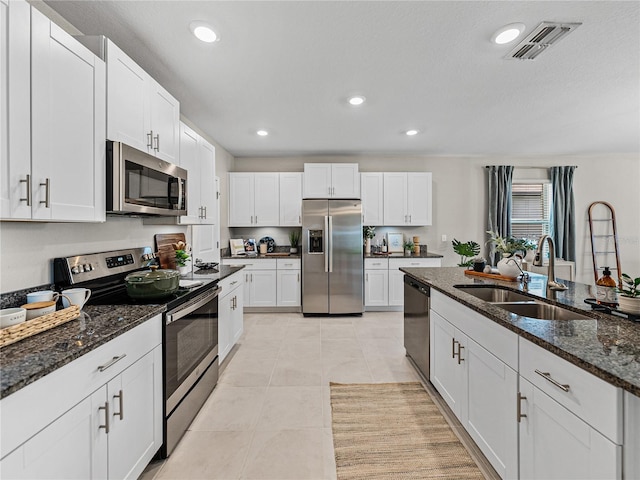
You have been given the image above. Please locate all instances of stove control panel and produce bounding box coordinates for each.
[106,254,135,269]
[54,247,157,285]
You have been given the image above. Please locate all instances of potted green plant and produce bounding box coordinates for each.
[288,230,301,254]
[617,273,640,315]
[486,231,525,278]
[451,239,480,267]
[173,241,191,275]
[403,239,415,256]
[363,226,375,254]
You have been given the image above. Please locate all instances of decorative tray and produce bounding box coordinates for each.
[0,305,81,348]
[584,298,640,322]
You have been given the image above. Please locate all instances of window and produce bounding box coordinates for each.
[510,183,552,243]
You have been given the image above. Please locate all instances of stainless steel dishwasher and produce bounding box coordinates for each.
[404,275,430,381]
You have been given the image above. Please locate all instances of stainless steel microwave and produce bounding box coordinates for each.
[107,141,187,216]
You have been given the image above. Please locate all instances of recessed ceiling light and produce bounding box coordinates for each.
[190,21,218,43]
[256,130,269,136]
[405,129,419,136]
[348,95,366,106]
[491,23,525,44]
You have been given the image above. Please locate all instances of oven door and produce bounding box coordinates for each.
[165,286,220,414]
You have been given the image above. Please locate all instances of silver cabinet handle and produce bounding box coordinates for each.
[517,392,527,423]
[255,214,257,223]
[230,280,238,286]
[203,206,207,218]
[328,186,331,195]
[19,174,31,205]
[147,130,153,149]
[297,273,300,282]
[154,133,160,152]
[535,369,570,392]
[39,178,50,208]
[98,354,127,372]
[457,344,465,364]
[409,214,412,223]
[251,273,253,282]
[366,273,368,281]
[452,338,458,359]
[99,401,110,434]
[113,389,124,420]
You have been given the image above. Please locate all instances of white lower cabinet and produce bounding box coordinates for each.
[625,392,640,479]
[519,377,620,480]
[222,258,301,309]
[276,259,301,307]
[429,290,625,480]
[431,291,518,479]
[218,270,244,363]
[0,316,162,480]
[364,258,389,307]
[366,257,441,309]
[430,310,467,420]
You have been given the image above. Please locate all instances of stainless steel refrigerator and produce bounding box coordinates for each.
[302,199,364,315]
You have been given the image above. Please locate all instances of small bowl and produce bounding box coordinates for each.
[0,308,27,328]
[21,301,57,320]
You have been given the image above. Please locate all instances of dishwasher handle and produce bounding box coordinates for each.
[404,277,430,296]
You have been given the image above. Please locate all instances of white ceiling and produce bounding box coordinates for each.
[43,1,640,158]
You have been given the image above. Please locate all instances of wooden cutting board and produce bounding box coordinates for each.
[464,269,518,282]
[154,233,186,270]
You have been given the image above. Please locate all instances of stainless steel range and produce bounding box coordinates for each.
[53,247,220,457]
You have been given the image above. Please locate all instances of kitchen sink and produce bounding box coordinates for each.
[454,285,534,303]
[496,302,592,321]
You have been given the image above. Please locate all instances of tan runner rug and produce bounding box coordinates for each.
[330,382,485,479]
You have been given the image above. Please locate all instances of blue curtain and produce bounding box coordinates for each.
[551,166,576,261]
[486,165,514,265]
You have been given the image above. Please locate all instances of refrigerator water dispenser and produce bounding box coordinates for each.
[308,230,324,253]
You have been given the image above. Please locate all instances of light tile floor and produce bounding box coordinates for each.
[144,311,497,480]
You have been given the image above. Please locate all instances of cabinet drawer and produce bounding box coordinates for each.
[0,315,162,458]
[519,337,623,444]
[365,258,388,270]
[277,258,301,270]
[390,258,441,269]
[219,270,243,295]
[431,290,517,369]
[222,258,277,270]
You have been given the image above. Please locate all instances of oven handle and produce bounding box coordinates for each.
[166,286,221,325]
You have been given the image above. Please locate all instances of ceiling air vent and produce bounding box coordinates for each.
[506,21,581,60]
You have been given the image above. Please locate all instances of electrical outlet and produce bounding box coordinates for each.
[441,234,447,242]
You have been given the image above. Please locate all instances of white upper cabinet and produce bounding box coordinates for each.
[0,0,30,219]
[105,40,179,164]
[177,123,216,225]
[2,5,106,222]
[228,173,279,226]
[360,172,383,225]
[279,172,302,226]
[303,163,360,198]
[383,172,432,226]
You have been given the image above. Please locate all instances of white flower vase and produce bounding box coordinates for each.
[365,238,371,254]
[524,249,536,263]
[497,254,522,278]
[179,264,191,276]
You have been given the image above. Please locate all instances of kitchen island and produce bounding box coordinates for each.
[401,266,639,394]
[401,266,640,480]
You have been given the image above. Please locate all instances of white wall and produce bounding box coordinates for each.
[232,154,640,285]
[0,217,186,292]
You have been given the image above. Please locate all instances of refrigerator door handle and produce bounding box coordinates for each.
[324,216,329,273]
[328,215,333,273]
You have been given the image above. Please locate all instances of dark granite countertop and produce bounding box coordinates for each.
[400,267,640,396]
[364,251,443,259]
[0,265,244,399]
[0,304,165,399]
[221,254,301,261]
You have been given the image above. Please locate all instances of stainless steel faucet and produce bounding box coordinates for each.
[533,235,568,293]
